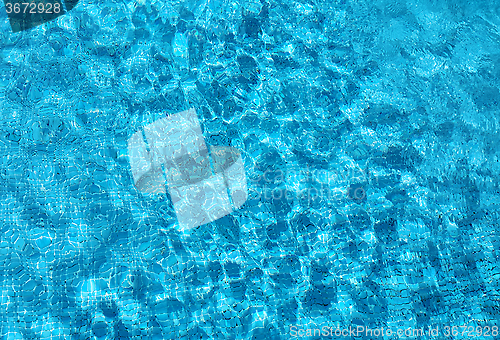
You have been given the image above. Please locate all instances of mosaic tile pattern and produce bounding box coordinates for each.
[0,0,500,338]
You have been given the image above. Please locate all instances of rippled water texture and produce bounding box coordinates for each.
[0,0,500,338]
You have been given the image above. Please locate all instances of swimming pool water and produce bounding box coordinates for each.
[0,0,500,339]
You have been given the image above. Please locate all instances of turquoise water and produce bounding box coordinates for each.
[1,0,500,339]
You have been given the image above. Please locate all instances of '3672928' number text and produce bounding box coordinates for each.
[5,2,61,14]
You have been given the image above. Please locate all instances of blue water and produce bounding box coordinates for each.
[1,0,500,339]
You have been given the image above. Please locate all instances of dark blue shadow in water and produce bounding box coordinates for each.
[4,0,79,32]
